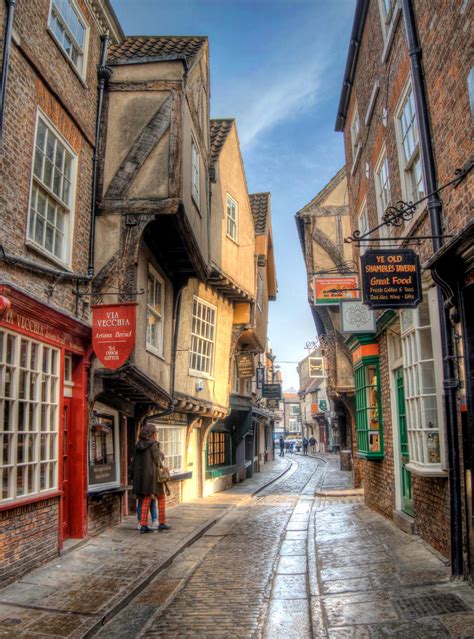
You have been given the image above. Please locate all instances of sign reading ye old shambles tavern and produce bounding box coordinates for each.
[360,249,422,309]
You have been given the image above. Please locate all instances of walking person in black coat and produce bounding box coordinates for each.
[133,423,170,533]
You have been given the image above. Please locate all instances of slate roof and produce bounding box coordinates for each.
[108,36,207,67]
[210,119,234,170]
[249,193,270,235]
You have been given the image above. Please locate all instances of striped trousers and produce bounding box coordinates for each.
[139,494,166,526]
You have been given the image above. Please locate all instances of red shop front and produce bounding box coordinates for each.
[0,284,90,585]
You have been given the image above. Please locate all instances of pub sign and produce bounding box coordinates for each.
[360,249,422,309]
[308,356,324,379]
[262,383,282,399]
[237,352,255,379]
[256,366,265,389]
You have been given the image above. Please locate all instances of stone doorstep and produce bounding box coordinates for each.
[316,488,364,497]
[78,458,293,638]
[392,509,415,535]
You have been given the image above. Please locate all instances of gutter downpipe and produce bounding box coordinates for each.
[402,0,463,577]
[88,34,112,277]
[0,0,16,144]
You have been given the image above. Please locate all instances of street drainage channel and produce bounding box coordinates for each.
[89,458,306,638]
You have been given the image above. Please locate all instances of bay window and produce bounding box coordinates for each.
[401,290,445,472]
[1,330,60,503]
[154,425,186,475]
[355,355,384,459]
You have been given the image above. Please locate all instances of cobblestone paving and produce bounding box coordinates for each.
[137,455,324,639]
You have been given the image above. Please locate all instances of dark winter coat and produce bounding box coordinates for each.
[132,440,165,497]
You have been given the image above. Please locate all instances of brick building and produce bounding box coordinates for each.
[335,0,473,577]
[0,0,122,585]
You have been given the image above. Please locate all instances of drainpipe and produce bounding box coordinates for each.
[88,34,112,277]
[0,0,16,144]
[402,0,463,577]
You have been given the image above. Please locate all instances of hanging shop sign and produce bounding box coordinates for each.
[267,398,280,410]
[92,302,137,370]
[237,352,255,379]
[360,249,422,309]
[312,276,359,306]
[340,299,376,333]
[309,356,324,378]
[319,400,328,411]
[262,383,282,399]
[256,366,265,389]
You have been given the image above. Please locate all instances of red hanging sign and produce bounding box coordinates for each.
[92,302,137,370]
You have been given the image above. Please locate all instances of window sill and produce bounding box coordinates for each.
[206,464,238,480]
[226,233,239,246]
[357,450,384,461]
[47,28,89,89]
[405,462,448,478]
[146,344,165,361]
[168,471,192,482]
[188,370,214,381]
[88,485,126,499]
[0,490,62,512]
[25,239,72,271]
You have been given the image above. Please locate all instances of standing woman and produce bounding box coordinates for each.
[133,423,170,533]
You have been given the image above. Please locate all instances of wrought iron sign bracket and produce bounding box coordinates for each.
[344,159,473,245]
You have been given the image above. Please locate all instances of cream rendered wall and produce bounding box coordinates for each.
[212,125,256,297]
[134,242,173,392]
[102,88,172,196]
[181,60,210,264]
[175,280,233,409]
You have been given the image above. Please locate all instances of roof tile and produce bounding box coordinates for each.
[249,192,270,235]
[108,36,207,67]
[210,119,234,170]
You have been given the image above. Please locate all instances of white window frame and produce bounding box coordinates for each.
[378,0,401,62]
[189,297,216,378]
[146,264,165,358]
[350,104,362,172]
[0,329,60,504]
[257,272,264,311]
[27,111,76,267]
[401,287,446,476]
[374,147,392,239]
[48,0,89,80]
[395,82,425,205]
[191,138,200,209]
[226,194,238,242]
[357,199,369,256]
[153,425,186,475]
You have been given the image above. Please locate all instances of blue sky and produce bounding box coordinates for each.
[112,0,355,389]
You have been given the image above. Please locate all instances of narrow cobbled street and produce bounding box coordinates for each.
[1,454,473,638]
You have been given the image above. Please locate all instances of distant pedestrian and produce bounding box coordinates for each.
[132,423,170,533]
[309,436,316,454]
[279,436,285,457]
[302,437,309,455]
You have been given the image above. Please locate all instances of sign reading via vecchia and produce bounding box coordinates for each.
[361,249,422,309]
[92,303,137,369]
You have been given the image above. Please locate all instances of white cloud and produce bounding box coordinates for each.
[236,59,324,149]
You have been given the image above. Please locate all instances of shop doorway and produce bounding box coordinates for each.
[62,398,72,539]
[395,367,413,516]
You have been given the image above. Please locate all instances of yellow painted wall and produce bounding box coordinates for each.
[210,125,256,296]
[175,280,233,408]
